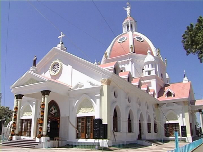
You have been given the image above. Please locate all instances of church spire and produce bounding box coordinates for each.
[183,70,189,83]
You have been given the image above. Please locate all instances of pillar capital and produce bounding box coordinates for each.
[101,79,111,85]
[15,94,24,99]
[41,90,51,96]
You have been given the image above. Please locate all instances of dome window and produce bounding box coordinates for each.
[148,71,151,75]
[135,36,144,42]
[164,89,175,97]
[118,36,127,43]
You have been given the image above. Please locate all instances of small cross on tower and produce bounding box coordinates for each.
[58,32,65,44]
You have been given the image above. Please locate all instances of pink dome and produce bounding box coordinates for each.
[109,33,153,58]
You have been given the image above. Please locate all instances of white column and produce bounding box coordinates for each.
[184,101,192,142]
[95,94,100,119]
[15,94,24,135]
[31,101,37,138]
[199,110,203,130]
[14,96,18,135]
[100,79,111,140]
[41,90,51,136]
[155,104,161,140]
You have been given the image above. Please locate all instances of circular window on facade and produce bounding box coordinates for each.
[49,60,62,76]
[118,37,127,43]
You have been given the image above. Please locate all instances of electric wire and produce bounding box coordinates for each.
[37,0,106,47]
[3,0,11,107]
[28,1,203,139]
[27,0,60,32]
[91,0,128,55]
[28,0,92,62]
[32,0,199,99]
[7,1,201,137]
[32,0,201,99]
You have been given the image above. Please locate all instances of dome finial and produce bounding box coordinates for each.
[184,70,186,78]
[183,70,189,83]
[124,2,131,17]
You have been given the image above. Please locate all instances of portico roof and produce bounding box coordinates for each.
[11,70,71,95]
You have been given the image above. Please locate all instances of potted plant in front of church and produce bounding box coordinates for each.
[12,122,16,129]
[39,127,42,132]
[37,134,41,138]
[13,113,17,119]
[14,106,18,111]
[13,122,16,127]
[11,130,15,136]
[41,102,45,109]
[41,111,44,116]
[39,118,43,125]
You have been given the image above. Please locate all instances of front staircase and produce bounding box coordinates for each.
[2,139,40,148]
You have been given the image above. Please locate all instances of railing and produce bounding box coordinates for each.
[168,138,203,152]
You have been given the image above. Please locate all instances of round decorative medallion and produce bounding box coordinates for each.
[49,60,62,76]
[118,36,127,43]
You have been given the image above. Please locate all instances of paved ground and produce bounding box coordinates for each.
[0,141,188,152]
[192,143,203,152]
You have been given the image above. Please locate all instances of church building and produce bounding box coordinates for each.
[8,3,203,148]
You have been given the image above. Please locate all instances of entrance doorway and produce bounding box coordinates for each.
[20,119,32,137]
[47,100,60,140]
[77,116,93,139]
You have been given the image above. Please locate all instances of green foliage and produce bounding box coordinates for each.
[0,106,13,126]
[182,16,203,63]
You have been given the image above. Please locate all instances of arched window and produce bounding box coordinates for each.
[167,91,172,97]
[113,109,118,132]
[127,24,129,31]
[154,120,158,133]
[128,113,132,133]
[147,115,151,133]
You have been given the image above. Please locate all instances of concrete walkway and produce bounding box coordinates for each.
[0,141,187,152]
[192,143,203,152]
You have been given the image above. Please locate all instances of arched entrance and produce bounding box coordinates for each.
[47,100,60,140]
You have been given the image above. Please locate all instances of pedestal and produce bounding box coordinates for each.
[41,137,50,148]
[13,136,20,140]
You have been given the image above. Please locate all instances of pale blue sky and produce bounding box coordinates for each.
[1,1,203,108]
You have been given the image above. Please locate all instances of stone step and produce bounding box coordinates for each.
[2,139,39,148]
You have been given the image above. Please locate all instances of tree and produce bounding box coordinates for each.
[182,16,203,63]
[0,106,13,126]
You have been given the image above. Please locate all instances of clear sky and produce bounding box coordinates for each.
[1,0,203,109]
